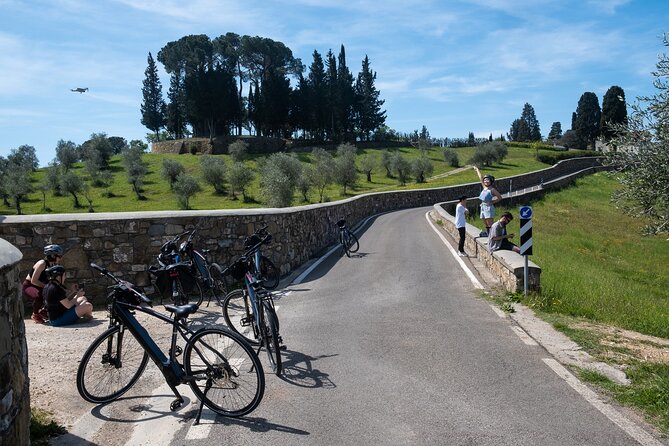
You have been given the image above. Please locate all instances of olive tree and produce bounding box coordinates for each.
[200,156,227,194]
[333,143,357,194]
[173,173,201,209]
[228,162,253,201]
[161,159,186,189]
[607,34,669,236]
[260,153,302,207]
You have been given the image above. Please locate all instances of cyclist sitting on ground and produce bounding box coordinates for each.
[22,244,63,324]
[43,265,93,327]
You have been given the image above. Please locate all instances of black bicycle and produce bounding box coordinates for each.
[77,263,265,422]
[242,226,280,290]
[151,231,205,307]
[222,256,284,376]
[177,230,229,306]
[336,219,359,257]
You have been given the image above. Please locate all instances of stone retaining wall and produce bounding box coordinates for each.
[0,239,29,446]
[0,157,602,302]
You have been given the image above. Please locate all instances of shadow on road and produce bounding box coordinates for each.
[279,349,337,389]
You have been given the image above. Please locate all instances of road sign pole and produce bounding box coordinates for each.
[524,255,528,297]
[519,206,533,296]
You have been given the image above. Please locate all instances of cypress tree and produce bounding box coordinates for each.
[140,52,167,138]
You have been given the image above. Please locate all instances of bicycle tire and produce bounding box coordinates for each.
[341,232,351,257]
[259,256,280,290]
[222,289,259,345]
[77,325,149,404]
[261,300,282,376]
[184,327,265,417]
[346,229,359,253]
[208,263,229,306]
[175,276,203,307]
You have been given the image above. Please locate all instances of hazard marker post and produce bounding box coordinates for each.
[519,206,533,296]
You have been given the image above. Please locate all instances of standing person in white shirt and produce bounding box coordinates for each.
[455,195,469,256]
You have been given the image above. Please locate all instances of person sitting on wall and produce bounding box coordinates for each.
[487,212,520,254]
[43,265,93,327]
[22,244,63,324]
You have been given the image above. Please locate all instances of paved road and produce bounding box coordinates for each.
[57,207,661,445]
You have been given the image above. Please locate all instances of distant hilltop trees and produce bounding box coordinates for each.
[141,34,387,146]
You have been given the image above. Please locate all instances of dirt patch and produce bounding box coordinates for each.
[24,306,187,429]
[572,321,669,365]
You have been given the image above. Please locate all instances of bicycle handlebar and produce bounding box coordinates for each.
[90,262,152,305]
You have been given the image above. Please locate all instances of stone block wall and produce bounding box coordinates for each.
[0,157,601,301]
[0,239,29,446]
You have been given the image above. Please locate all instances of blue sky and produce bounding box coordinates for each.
[1,0,668,166]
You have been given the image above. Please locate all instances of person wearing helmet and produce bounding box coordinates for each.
[22,244,64,324]
[473,166,503,236]
[43,265,93,327]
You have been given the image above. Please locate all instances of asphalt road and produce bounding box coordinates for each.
[55,206,661,445]
[167,206,652,445]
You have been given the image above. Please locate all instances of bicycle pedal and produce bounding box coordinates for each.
[279,345,287,351]
[241,317,253,326]
[170,346,183,357]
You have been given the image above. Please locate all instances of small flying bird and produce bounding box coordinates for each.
[70,87,89,93]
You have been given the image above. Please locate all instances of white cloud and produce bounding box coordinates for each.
[586,0,631,15]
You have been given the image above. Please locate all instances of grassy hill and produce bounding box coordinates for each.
[9,145,554,215]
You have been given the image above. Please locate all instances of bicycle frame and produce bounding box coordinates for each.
[112,300,192,384]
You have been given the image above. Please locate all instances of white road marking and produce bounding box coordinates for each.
[184,406,216,440]
[542,358,664,446]
[291,214,378,285]
[425,212,484,289]
[490,304,508,318]
[124,382,197,445]
[511,325,539,346]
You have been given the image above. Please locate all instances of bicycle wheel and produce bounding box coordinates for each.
[175,276,203,307]
[345,229,359,253]
[222,289,259,345]
[340,232,351,257]
[208,263,229,306]
[77,325,149,404]
[184,328,265,417]
[260,300,282,376]
[259,256,280,290]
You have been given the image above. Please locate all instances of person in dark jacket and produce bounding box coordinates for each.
[43,265,93,327]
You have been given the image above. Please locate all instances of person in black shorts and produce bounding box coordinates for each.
[43,265,93,326]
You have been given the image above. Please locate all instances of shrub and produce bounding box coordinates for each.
[173,173,201,209]
[200,156,226,194]
[442,148,460,167]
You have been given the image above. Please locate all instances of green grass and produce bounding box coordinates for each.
[7,145,552,215]
[501,172,669,339]
[494,173,669,435]
[30,407,67,445]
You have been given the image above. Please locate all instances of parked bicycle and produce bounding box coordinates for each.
[222,256,284,376]
[335,218,359,257]
[151,231,204,307]
[242,225,280,290]
[176,230,229,306]
[77,263,265,422]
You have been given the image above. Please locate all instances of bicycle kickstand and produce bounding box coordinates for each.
[194,378,213,425]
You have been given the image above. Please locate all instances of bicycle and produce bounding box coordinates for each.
[151,231,205,307]
[221,256,284,376]
[242,225,280,290]
[176,230,229,307]
[77,263,265,423]
[335,218,359,257]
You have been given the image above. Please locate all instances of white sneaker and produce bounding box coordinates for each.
[458,252,467,257]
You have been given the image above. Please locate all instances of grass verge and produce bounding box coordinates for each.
[491,173,669,436]
[30,407,67,445]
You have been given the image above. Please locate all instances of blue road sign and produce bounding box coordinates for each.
[520,206,533,219]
